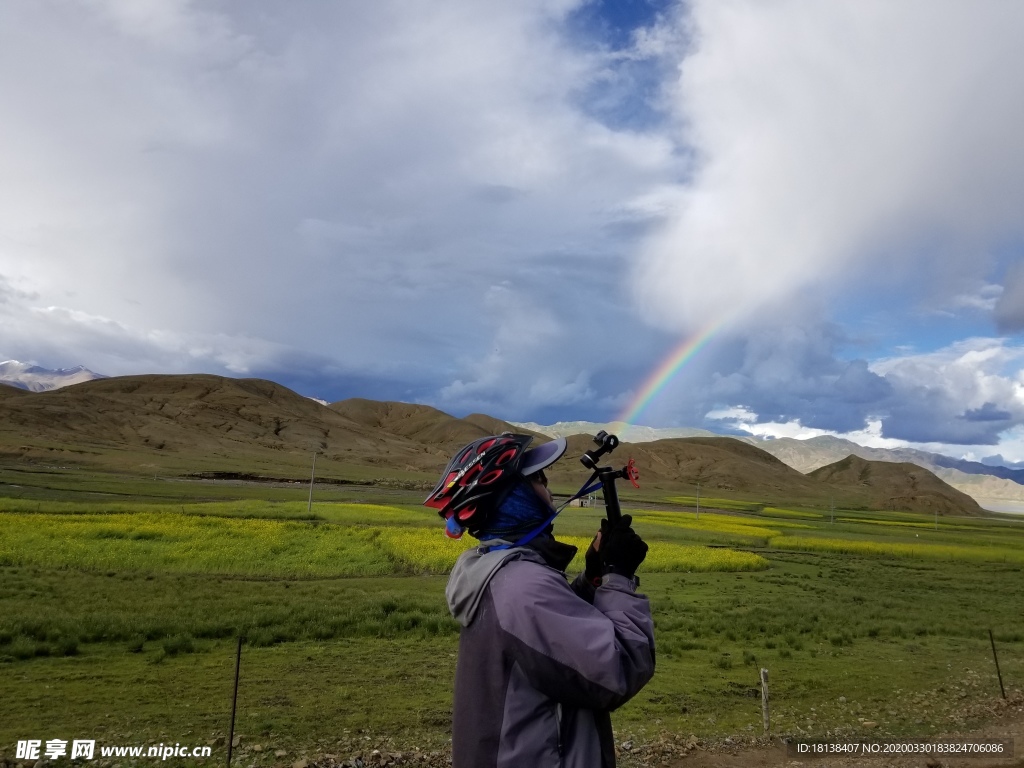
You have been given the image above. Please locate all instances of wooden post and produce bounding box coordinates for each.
[227,636,244,768]
[307,451,317,515]
[760,668,770,734]
[989,629,1006,700]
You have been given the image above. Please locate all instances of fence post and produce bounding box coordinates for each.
[227,636,244,768]
[989,629,1006,700]
[760,667,770,734]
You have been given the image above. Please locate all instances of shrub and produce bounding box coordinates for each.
[161,634,195,656]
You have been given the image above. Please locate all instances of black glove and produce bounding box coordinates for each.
[599,514,648,580]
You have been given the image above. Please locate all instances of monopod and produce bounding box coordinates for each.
[579,431,639,523]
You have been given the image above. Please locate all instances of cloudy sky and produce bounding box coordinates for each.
[3,0,1024,464]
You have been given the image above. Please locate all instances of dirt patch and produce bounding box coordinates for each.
[213,695,1024,768]
[632,692,1024,768]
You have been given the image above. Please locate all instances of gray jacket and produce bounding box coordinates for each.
[445,539,656,768]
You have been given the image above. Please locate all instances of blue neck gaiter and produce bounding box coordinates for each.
[476,481,553,541]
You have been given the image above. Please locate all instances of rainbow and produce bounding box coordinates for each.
[616,319,725,425]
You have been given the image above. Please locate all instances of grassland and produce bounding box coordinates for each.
[2,468,1023,765]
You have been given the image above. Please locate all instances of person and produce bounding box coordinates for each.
[424,433,655,768]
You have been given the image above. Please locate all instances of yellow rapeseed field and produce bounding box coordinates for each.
[850,518,986,533]
[632,510,784,540]
[0,509,773,577]
[374,527,476,572]
[759,507,823,520]
[643,542,768,571]
[0,497,430,525]
[0,512,393,577]
[771,535,1024,564]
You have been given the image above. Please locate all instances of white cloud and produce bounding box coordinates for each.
[706,407,1024,462]
[435,284,600,415]
[707,409,896,446]
[0,0,683,409]
[707,336,1024,458]
[988,425,1024,465]
[0,295,303,377]
[633,1,1024,331]
[704,405,756,424]
[870,337,1024,424]
[944,284,1003,315]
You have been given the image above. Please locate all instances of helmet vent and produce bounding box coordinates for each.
[495,448,517,466]
[459,464,482,485]
[479,469,503,485]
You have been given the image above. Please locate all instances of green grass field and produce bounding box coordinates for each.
[2,469,1023,765]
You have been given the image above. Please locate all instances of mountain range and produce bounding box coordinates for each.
[512,420,718,442]
[0,373,988,516]
[0,360,106,392]
[516,420,1024,505]
[6,361,1019,502]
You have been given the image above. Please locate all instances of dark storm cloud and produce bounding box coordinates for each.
[883,400,1008,446]
[870,338,1024,445]
[961,403,1013,423]
[995,261,1024,333]
[699,310,1024,448]
[699,315,892,434]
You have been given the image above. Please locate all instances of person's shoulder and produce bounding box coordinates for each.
[489,555,570,595]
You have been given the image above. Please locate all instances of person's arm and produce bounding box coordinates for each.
[490,561,655,711]
[569,570,597,603]
[568,529,604,603]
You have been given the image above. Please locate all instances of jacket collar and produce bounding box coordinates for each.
[525,534,578,573]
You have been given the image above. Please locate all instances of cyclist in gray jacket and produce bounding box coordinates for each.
[425,434,655,768]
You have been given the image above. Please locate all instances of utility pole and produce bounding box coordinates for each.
[307,451,317,515]
[696,482,700,521]
[830,497,835,524]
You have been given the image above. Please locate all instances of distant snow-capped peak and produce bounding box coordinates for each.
[0,360,106,392]
[510,419,718,442]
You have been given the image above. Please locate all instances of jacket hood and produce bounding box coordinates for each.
[446,544,536,627]
[445,535,580,627]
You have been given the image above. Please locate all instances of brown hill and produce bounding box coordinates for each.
[0,374,447,476]
[0,382,27,399]
[327,399,537,450]
[2,375,822,501]
[0,374,989,514]
[810,455,984,516]
[0,375,552,482]
[544,434,826,502]
[1,374,360,449]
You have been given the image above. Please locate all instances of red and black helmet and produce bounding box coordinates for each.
[424,433,535,536]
